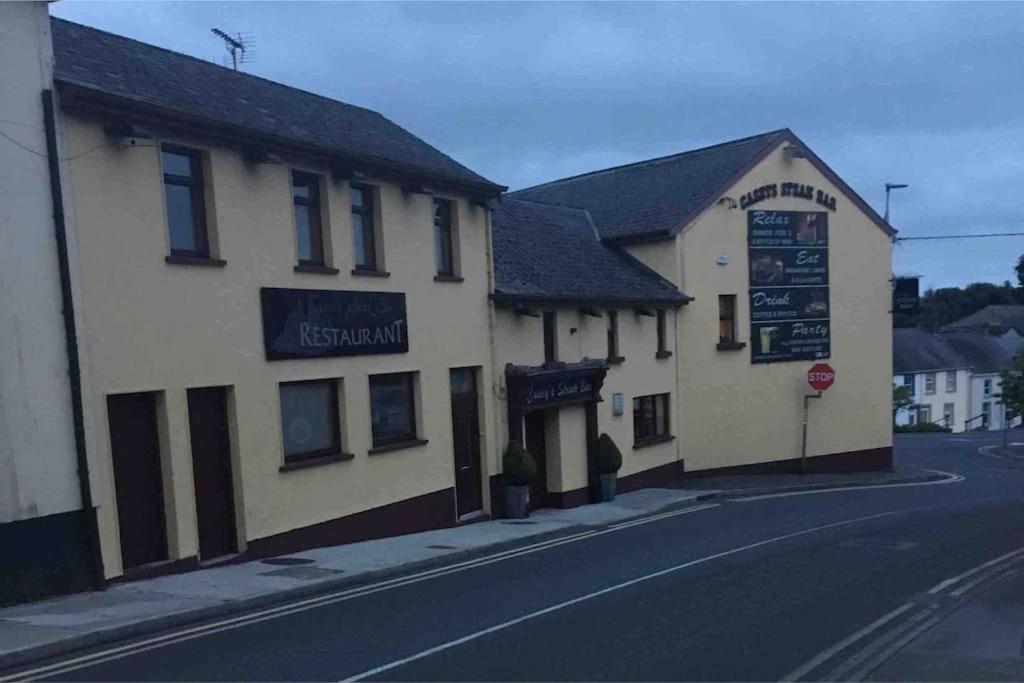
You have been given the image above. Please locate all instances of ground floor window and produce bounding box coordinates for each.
[943,402,955,427]
[633,393,670,443]
[919,404,932,424]
[370,372,418,447]
[279,379,341,463]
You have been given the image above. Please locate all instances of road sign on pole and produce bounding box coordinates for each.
[808,363,835,392]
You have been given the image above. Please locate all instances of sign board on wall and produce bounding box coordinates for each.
[893,277,920,314]
[260,287,408,360]
[748,210,831,363]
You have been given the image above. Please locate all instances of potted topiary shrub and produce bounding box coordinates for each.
[503,440,537,518]
[596,433,623,502]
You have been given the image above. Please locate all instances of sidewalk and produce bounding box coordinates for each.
[0,466,941,672]
[869,557,1024,681]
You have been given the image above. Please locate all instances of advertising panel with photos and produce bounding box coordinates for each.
[748,210,831,363]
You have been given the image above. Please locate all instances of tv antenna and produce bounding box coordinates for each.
[211,28,254,71]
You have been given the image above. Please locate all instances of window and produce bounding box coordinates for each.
[162,145,208,257]
[946,371,957,393]
[943,403,955,428]
[924,372,936,395]
[607,310,621,361]
[656,309,670,357]
[433,198,454,276]
[370,372,417,448]
[903,374,915,395]
[984,379,993,396]
[633,393,670,444]
[982,401,992,426]
[292,171,325,266]
[351,184,377,271]
[279,379,340,463]
[543,311,557,363]
[718,295,737,343]
[919,405,931,424]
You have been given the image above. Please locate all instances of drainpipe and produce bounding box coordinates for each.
[41,89,105,589]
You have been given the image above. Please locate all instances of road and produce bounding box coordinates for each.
[29,432,1024,681]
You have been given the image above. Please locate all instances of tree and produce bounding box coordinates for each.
[1017,254,1024,289]
[893,384,913,423]
[1001,350,1024,420]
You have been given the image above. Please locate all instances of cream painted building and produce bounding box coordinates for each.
[3,8,896,599]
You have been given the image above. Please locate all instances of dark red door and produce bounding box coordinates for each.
[187,387,238,560]
[450,369,483,517]
[107,393,168,570]
[524,411,548,510]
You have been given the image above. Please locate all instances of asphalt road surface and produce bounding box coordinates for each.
[34,432,1024,681]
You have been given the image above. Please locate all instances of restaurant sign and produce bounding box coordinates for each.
[260,287,408,360]
[748,210,831,363]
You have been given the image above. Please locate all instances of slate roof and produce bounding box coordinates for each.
[942,305,1024,336]
[50,18,503,195]
[510,130,786,242]
[893,327,1022,374]
[491,198,689,306]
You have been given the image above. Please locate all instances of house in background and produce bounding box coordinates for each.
[893,327,1022,431]
[942,304,1024,351]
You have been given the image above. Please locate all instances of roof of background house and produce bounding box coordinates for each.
[942,305,1024,336]
[491,198,689,307]
[510,128,895,244]
[50,18,504,195]
[893,327,1022,375]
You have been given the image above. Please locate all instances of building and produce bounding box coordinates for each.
[1,5,895,601]
[942,304,1024,341]
[893,327,1023,431]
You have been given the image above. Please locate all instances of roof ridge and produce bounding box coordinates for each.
[510,128,788,194]
[51,17,383,119]
[502,195,592,214]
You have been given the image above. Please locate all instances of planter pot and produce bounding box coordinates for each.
[504,485,530,519]
[599,473,617,502]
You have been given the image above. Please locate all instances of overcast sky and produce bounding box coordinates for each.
[52,1,1024,291]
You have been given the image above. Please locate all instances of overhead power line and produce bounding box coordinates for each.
[895,232,1024,242]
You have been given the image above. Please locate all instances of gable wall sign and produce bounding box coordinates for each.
[260,287,408,360]
[739,182,838,212]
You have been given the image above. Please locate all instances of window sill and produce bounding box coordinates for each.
[295,264,340,275]
[368,438,428,456]
[165,255,226,268]
[434,274,464,283]
[656,350,673,359]
[352,268,391,278]
[633,434,675,450]
[279,451,353,473]
[607,356,625,365]
[716,340,747,351]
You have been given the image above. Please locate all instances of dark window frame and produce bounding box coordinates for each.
[656,309,670,357]
[433,198,455,277]
[162,144,209,258]
[543,311,557,363]
[369,372,418,448]
[633,393,671,443]
[292,170,326,267]
[278,378,341,464]
[718,295,737,344]
[350,184,378,272]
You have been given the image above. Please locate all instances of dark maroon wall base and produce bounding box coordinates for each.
[246,488,457,559]
[683,446,893,478]
[618,460,686,493]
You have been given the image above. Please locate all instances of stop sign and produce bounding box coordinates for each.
[808,363,835,392]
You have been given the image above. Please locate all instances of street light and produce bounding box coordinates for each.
[884,183,909,223]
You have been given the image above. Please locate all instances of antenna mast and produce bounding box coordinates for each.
[211,28,254,71]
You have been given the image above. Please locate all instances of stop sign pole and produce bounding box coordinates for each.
[802,364,835,473]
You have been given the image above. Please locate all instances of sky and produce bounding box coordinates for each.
[51,1,1024,291]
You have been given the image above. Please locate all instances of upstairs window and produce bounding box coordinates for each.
[543,311,557,363]
[292,171,325,267]
[351,185,378,271]
[984,378,993,396]
[162,145,209,258]
[925,372,936,395]
[945,371,957,393]
[433,198,455,277]
[718,295,737,344]
[903,374,915,394]
[607,310,621,362]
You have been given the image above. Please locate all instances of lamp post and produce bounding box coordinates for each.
[884,183,909,223]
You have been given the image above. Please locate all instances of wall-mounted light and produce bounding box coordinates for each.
[785,144,808,159]
[717,196,738,209]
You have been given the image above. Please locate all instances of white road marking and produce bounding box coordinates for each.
[731,469,964,502]
[2,503,720,681]
[927,546,1024,594]
[340,509,918,683]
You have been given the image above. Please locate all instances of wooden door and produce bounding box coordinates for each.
[524,411,548,510]
[450,369,483,517]
[107,393,168,570]
[187,387,238,560]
